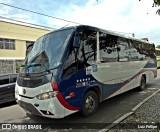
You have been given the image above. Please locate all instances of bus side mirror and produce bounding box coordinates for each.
[26,44,34,55]
[73,36,80,48]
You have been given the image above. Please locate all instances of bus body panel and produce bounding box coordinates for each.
[15,82,79,118]
[155,48,160,68]
[16,83,52,98]
[15,25,157,118]
[90,61,147,84]
[88,60,156,99]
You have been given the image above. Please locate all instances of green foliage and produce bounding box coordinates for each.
[155,0,160,6]
[16,64,21,73]
[139,0,160,15]
[153,0,160,7]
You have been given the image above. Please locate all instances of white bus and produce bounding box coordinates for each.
[15,25,157,118]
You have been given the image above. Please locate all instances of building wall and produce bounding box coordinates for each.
[0,20,52,74]
[0,20,52,60]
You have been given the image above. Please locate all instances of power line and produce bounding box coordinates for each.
[0,22,49,33]
[0,16,54,30]
[0,2,133,35]
[1,15,133,36]
[0,2,81,25]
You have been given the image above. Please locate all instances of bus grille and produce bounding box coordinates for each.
[17,78,43,88]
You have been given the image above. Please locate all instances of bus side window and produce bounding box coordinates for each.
[83,39,97,65]
[99,33,118,62]
[77,31,97,69]
[130,40,146,61]
[62,44,77,78]
[118,37,130,62]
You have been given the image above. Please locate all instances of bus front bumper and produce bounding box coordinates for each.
[16,94,66,119]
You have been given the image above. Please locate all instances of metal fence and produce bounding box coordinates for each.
[0,60,24,74]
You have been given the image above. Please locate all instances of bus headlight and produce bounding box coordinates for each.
[36,91,58,100]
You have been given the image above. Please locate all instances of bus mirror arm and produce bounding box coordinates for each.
[48,63,62,72]
[26,44,34,55]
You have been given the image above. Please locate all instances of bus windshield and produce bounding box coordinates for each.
[20,28,74,73]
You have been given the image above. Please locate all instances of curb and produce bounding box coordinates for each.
[99,112,134,132]
[99,88,160,132]
[132,88,160,112]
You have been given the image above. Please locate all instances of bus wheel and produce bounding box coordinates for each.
[82,91,98,116]
[139,76,146,91]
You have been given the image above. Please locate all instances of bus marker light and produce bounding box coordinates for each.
[70,92,75,97]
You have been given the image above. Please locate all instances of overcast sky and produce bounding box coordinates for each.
[0,0,160,45]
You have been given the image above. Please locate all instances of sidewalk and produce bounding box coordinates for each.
[106,90,160,132]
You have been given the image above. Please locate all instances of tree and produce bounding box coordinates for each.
[153,0,160,15]
[139,0,160,15]
[139,0,160,6]
[153,0,160,6]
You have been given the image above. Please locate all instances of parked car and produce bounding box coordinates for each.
[0,73,17,104]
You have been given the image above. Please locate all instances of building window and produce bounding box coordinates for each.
[0,38,15,50]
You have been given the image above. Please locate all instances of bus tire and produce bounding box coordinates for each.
[139,76,146,91]
[82,91,98,116]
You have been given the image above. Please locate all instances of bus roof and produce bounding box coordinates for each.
[44,25,154,45]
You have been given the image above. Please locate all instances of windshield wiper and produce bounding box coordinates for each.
[21,63,43,69]
[21,63,47,74]
[21,63,61,74]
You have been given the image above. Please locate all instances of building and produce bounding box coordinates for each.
[0,20,52,74]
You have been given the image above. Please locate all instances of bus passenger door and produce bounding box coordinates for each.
[59,43,79,115]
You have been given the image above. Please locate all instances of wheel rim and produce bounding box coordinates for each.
[85,95,96,112]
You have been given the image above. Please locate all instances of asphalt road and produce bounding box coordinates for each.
[0,70,160,131]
